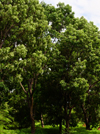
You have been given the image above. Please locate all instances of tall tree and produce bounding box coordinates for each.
[57,17,100,130]
[0,0,51,133]
[42,2,100,131]
[41,3,75,131]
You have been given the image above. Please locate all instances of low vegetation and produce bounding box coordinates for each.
[1,121,100,134]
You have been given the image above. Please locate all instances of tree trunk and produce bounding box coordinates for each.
[65,106,70,130]
[64,94,70,130]
[86,122,90,130]
[30,96,35,134]
[41,113,44,128]
[66,119,70,129]
[20,78,36,134]
[86,115,91,130]
[81,104,90,130]
[65,106,72,129]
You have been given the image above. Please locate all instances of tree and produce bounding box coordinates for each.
[41,3,75,132]
[39,74,64,133]
[57,17,100,130]
[41,2,100,131]
[79,84,100,129]
[0,0,51,133]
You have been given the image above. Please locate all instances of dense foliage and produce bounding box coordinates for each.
[0,0,100,134]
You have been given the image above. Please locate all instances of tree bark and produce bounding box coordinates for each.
[41,113,44,128]
[81,104,91,130]
[66,118,70,129]
[28,78,35,134]
[64,95,69,130]
[20,77,37,134]
[64,104,70,130]
[86,122,90,130]
[64,94,72,130]
[30,96,35,134]
[86,115,91,130]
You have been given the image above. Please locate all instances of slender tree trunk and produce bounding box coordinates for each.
[65,106,72,131]
[41,113,44,128]
[86,122,90,130]
[66,118,70,129]
[29,78,35,134]
[20,78,36,134]
[65,104,70,130]
[86,115,91,130]
[64,94,70,130]
[65,110,72,130]
[81,104,90,130]
[30,96,35,134]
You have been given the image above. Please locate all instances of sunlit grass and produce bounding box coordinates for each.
[70,122,100,134]
[0,121,100,134]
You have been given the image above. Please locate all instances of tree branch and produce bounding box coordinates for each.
[86,80,100,93]
[20,82,27,94]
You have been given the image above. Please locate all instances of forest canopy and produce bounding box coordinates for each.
[0,0,100,134]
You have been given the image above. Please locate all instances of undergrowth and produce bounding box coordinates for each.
[0,121,100,134]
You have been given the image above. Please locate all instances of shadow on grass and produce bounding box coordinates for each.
[17,127,31,134]
[35,126,59,134]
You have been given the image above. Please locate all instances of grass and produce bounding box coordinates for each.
[0,121,100,134]
[70,126,100,134]
[69,122,100,134]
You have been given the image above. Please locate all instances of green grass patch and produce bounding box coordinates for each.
[70,127,100,134]
[69,122,100,134]
[0,121,100,134]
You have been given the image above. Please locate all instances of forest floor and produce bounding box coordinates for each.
[0,121,100,134]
